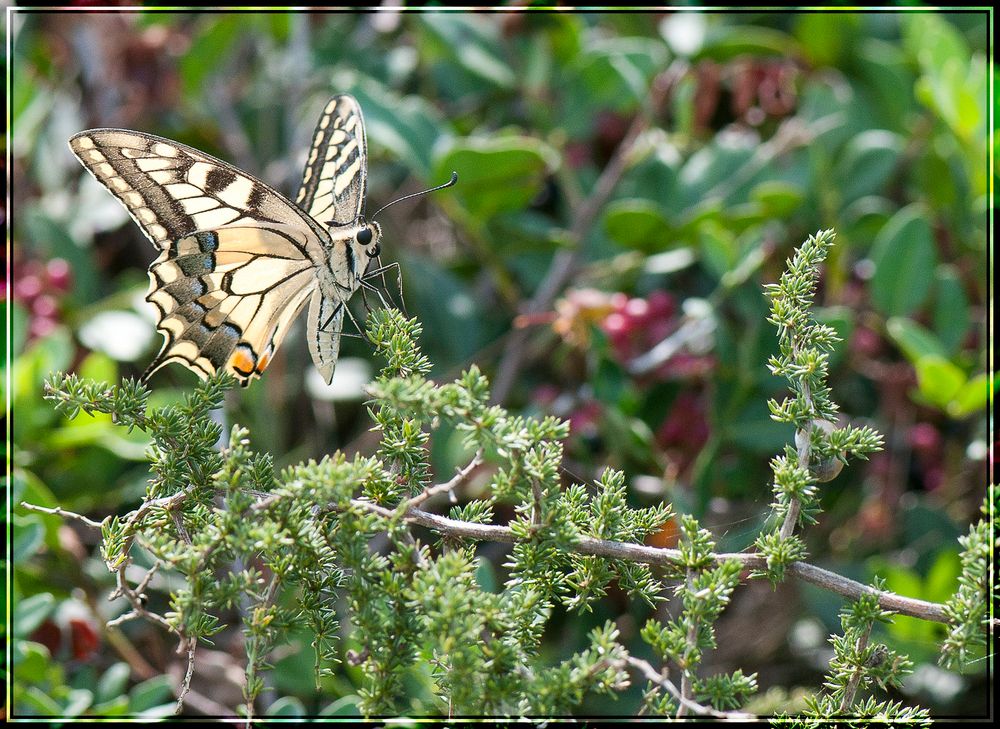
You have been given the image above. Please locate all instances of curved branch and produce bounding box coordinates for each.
[346,498,960,627]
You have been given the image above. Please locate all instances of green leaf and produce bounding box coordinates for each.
[914,355,966,409]
[320,695,363,716]
[603,199,673,252]
[18,686,63,716]
[834,130,903,205]
[13,592,56,638]
[13,640,52,682]
[886,317,948,364]
[924,550,961,604]
[695,221,737,281]
[78,351,119,385]
[949,372,991,418]
[13,515,45,562]
[750,180,803,218]
[793,13,852,65]
[854,39,916,131]
[931,265,970,354]
[433,137,557,219]
[564,49,647,118]
[91,697,131,716]
[266,696,307,716]
[179,17,242,98]
[63,688,94,717]
[419,14,516,91]
[676,140,756,210]
[474,557,497,593]
[128,675,175,713]
[96,663,132,705]
[903,14,969,80]
[343,81,446,178]
[869,205,937,317]
[699,25,800,61]
[840,196,894,247]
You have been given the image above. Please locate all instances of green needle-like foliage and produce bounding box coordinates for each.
[939,483,996,670]
[778,579,931,727]
[35,230,982,721]
[756,230,884,581]
[41,308,685,718]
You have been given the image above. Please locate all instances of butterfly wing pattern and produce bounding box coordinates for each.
[294,95,372,385]
[68,94,381,387]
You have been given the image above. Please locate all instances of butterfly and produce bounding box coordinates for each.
[69,95,386,388]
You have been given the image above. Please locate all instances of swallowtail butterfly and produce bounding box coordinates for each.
[70,95,387,387]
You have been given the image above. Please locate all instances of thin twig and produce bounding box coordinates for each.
[406,451,485,508]
[176,637,197,715]
[626,655,753,719]
[109,563,174,633]
[839,622,874,713]
[19,502,106,529]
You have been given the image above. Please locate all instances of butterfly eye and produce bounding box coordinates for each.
[357,227,373,246]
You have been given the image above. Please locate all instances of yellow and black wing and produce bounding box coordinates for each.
[295,94,368,226]
[69,129,332,386]
[295,95,371,384]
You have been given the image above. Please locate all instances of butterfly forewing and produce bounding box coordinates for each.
[296,95,368,225]
[69,130,329,248]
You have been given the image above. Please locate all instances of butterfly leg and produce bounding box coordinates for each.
[320,304,367,342]
[361,260,407,317]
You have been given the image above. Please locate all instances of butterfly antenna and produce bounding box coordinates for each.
[371,171,458,221]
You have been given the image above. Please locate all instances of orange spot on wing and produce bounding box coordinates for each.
[255,350,272,374]
[229,347,257,375]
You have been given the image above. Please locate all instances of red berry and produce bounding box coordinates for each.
[14,274,43,303]
[68,617,100,661]
[568,401,602,435]
[32,294,59,319]
[565,142,590,169]
[29,316,59,339]
[532,384,560,406]
[923,466,944,492]
[29,619,63,655]
[602,312,630,337]
[624,297,650,322]
[46,258,72,291]
[909,423,941,454]
[851,326,882,357]
[647,290,675,318]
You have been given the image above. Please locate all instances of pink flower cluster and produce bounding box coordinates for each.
[9,257,73,341]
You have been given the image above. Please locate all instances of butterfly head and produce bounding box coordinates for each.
[355,220,382,259]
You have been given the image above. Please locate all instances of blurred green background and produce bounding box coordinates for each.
[8,9,991,718]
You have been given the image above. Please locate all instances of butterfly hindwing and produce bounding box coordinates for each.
[306,287,345,386]
[144,226,319,384]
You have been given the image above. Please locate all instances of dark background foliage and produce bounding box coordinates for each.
[8,9,990,717]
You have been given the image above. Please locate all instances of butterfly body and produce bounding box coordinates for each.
[69,95,374,387]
